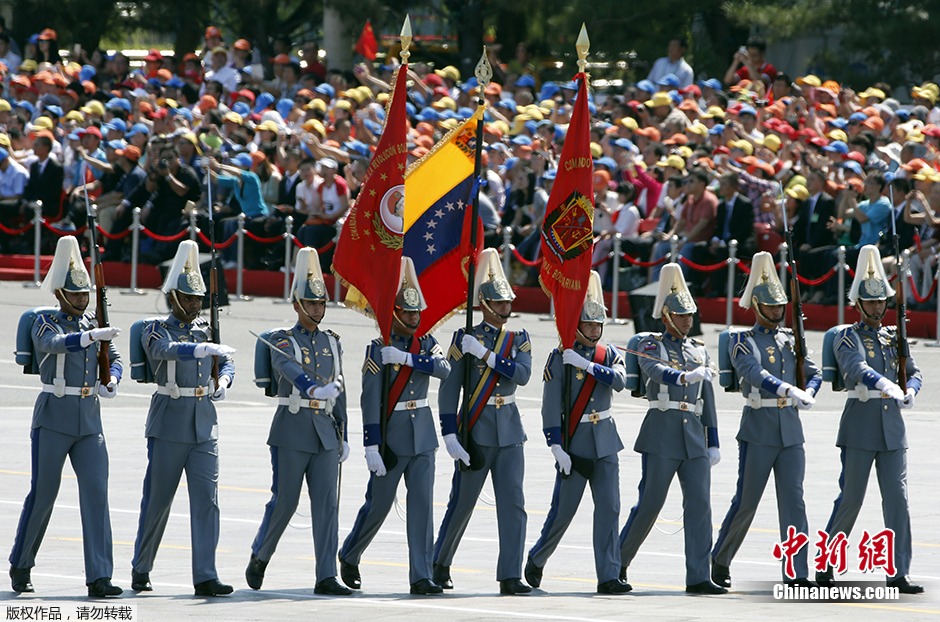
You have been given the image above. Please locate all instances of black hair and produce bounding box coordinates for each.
[868,171,887,192]
[689,167,709,184]
[648,142,667,158]
[669,36,688,49]
[746,37,767,53]
[616,181,636,202]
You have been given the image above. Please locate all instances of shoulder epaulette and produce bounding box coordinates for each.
[779,327,793,334]
[516,329,531,352]
[543,349,558,382]
[690,337,704,346]
[730,331,752,357]
[363,342,381,375]
[325,329,341,340]
[836,326,857,351]
[194,317,209,326]
[34,313,58,338]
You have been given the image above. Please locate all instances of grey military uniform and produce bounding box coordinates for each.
[823,322,922,579]
[433,322,532,581]
[340,333,449,584]
[619,332,718,585]
[131,313,235,585]
[712,324,821,580]
[529,342,625,583]
[9,311,122,584]
[250,324,346,583]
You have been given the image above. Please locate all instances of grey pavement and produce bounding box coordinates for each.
[1,280,939,621]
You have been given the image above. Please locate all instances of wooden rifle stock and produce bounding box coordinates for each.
[86,204,111,386]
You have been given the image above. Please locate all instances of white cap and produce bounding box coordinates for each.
[740,251,787,309]
[653,263,696,318]
[394,256,427,311]
[581,270,607,322]
[473,248,515,303]
[848,244,895,303]
[291,247,328,301]
[161,240,206,295]
[41,235,90,294]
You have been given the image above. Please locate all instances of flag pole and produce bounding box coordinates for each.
[459,49,492,473]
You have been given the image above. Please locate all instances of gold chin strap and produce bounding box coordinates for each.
[663,307,690,337]
[481,297,511,320]
[576,324,602,344]
[57,288,88,314]
[753,297,783,326]
[170,290,200,322]
[856,300,885,323]
[295,296,322,324]
[393,309,420,331]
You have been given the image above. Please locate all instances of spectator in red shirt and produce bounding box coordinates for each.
[723,37,777,94]
[675,167,719,276]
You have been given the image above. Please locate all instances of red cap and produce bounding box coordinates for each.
[844,151,865,164]
[234,39,251,51]
[80,126,102,139]
[115,145,141,162]
[679,85,701,97]
[144,49,163,62]
[269,54,290,65]
[205,26,222,39]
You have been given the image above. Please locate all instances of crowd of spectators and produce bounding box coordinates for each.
[0,26,938,310]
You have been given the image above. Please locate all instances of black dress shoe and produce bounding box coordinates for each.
[784,578,815,588]
[245,554,268,590]
[686,580,728,595]
[815,569,835,587]
[339,557,361,590]
[131,570,152,592]
[87,578,123,598]
[887,576,924,594]
[194,579,234,596]
[432,563,453,589]
[711,561,731,588]
[314,577,354,595]
[499,578,532,595]
[524,558,543,589]
[410,578,443,595]
[10,566,34,593]
[618,566,627,583]
[597,579,633,594]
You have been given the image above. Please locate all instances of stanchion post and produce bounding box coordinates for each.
[670,235,679,263]
[188,210,198,241]
[275,215,293,304]
[837,245,846,326]
[24,201,42,288]
[610,234,623,324]
[120,207,145,295]
[725,239,737,328]
[928,248,940,347]
[502,227,512,278]
[234,213,252,301]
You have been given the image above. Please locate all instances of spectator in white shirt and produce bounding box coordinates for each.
[647,36,694,90]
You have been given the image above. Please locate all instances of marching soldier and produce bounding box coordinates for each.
[711,252,820,588]
[245,248,351,595]
[816,246,923,593]
[526,271,631,595]
[432,250,532,595]
[339,258,451,595]
[130,241,237,596]
[9,236,123,597]
[618,264,726,595]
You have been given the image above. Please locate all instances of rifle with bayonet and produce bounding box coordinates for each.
[889,185,909,390]
[780,185,806,389]
[83,165,111,385]
[206,161,221,390]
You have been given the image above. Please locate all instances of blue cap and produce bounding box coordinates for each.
[409,91,426,108]
[176,107,193,122]
[668,91,683,105]
[515,75,536,89]
[596,156,618,170]
[588,101,597,116]
[823,140,849,154]
[276,99,293,120]
[363,119,383,136]
[524,120,537,134]
[511,134,533,146]
[416,107,442,122]
[45,105,63,118]
[843,161,863,175]
[314,83,335,99]
[344,140,370,157]
[657,73,680,88]
[107,139,127,150]
[849,112,868,122]
[167,76,185,88]
[895,109,911,120]
[826,118,848,129]
[501,157,519,172]
[708,124,726,135]
[456,106,473,119]
[561,80,578,91]
[698,78,722,91]
[496,99,516,113]
[542,168,557,181]
[16,101,34,115]
[103,118,127,134]
[126,123,150,138]
[231,102,251,117]
[539,82,560,101]
[614,137,635,150]
[404,102,416,118]
[232,152,253,169]
[107,97,132,112]
[738,105,757,117]
[67,132,81,141]
[27,34,39,45]
[461,77,479,93]
[147,78,162,88]
[254,92,275,114]
[885,171,897,183]
[636,79,656,94]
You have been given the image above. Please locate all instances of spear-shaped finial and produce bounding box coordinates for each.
[576,23,590,73]
[475,47,492,92]
[400,14,413,64]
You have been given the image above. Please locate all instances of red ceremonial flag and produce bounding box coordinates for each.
[333,62,409,343]
[355,20,379,61]
[538,73,595,349]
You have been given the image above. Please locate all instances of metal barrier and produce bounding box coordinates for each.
[609,234,627,324]
[724,240,737,328]
[275,215,294,304]
[233,214,252,301]
[23,202,42,288]
[119,207,145,295]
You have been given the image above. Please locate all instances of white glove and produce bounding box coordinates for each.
[550,444,572,475]
[211,375,231,402]
[80,326,121,347]
[788,386,816,410]
[683,366,715,385]
[380,346,411,367]
[194,343,236,358]
[98,375,118,399]
[875,377,905,402]
[339,441,350,463]
[443,433,471,466]
[461,335,489,360]
[900,387,915,410]
[364,445,386,476]
[311,380,342,400]
[708,446,721,466]
[562,349,591,371]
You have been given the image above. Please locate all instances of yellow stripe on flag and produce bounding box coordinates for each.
[403,106,485,232]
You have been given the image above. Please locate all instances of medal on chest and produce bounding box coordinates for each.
[575,371,585,380]
[301,347,311,365]
[765,346,776,364]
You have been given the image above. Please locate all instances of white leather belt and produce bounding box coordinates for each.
[847,388,890,402]
[747,396,795,409]
[650,398,703,414]
[393,398,429,411]
[42,382,100,398]
[579,409,611,424]
[279,397,328,410]
[487,394,515,406]
[156,384,212,398]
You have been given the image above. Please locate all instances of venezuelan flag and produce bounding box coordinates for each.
[403,106,485,334]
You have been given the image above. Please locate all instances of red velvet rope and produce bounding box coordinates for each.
[140,226,189,242]
[95,225,132,240]
[678,255,729,273]
[42,221,87,236]
[291,237,336,252]
[591,253,613,268]
[244,230,286,243]
[510,245,542,267]
[907,275,938,303]
[0,221,33,235]
[786,264,838,286]
[621,253,668,268]
[196,230,238,250]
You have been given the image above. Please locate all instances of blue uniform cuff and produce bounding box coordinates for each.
[363,423,381,446]
[411,354,434,375]
[440,412,458,436]
[591,363,614,386]
[65,333,83,352]
[110,364,122,383]
[861,369,884,390]
[909,377,922,394]
[544,426,562,446]
[494,356,516,379]
[177,343,197,360]
[293,373,315,395]
[806,374,822,396]
[761,375,783,394]
[662,368,682,385]
[707,427,719,448]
